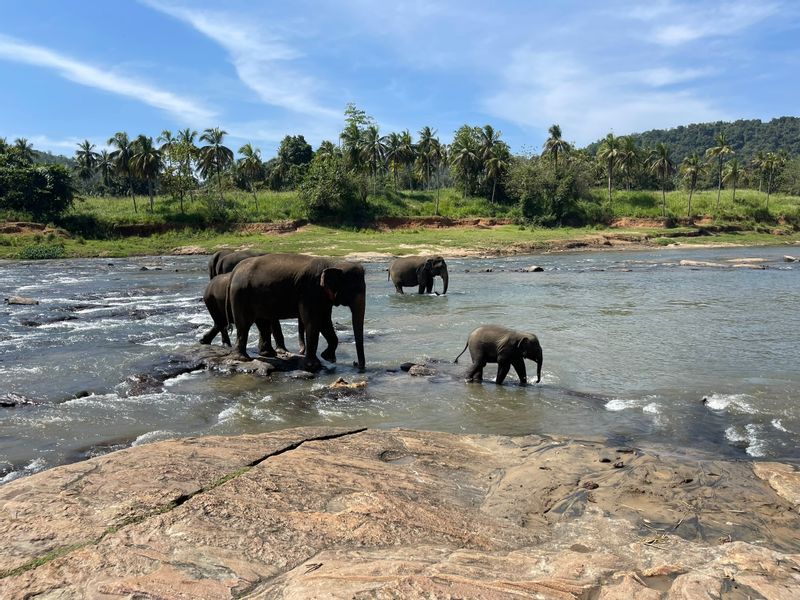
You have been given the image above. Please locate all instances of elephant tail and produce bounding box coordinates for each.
[224,279,234,332]
[454,341,469,364]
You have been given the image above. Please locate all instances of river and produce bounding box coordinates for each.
[1,246,799,482]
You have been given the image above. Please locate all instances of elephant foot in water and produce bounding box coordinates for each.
[258,347,278,358]
[229,350,253,362]
[301,357,323,372]
[320,348,337,363]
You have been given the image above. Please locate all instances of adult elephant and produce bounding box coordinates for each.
[227,254,366,371]
[388,255,449,295]
[454,325,542,385]
[207,249,294,353]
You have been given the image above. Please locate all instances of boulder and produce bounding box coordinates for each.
[523,265,544,272]
[1,428,799,597]
[408,364,437,376]
[4,296,39,305]
[784,255,799,262]
[679,260,727,268]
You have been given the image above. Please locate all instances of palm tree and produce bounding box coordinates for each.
[762,152,786,210]
[680,154,705,218]
[340,122,364,174]
[478,125,501,162]
[129,135,163,211]
[108,131,138,212]
[238,143,263,210]
[450,135,479,199]
[398,130,416,188]
[542,124,570,173]
[177,128,198,203]
[705,132,734,212]
[198,127,233,201]
[13,138,35,163]
[751,151,766,194]
[360,125,387,193]
[316,140,338,160]
[596,133,622,205]
[618,136,640,191]
[384,132,402,188]
[485,143,510,204]
[647,143,675,217]
[417,126,437,189]
[722,158,744,205]
[75,140,99,188]
[96,150,113,192]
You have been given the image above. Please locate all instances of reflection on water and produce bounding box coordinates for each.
[1,246,799,481]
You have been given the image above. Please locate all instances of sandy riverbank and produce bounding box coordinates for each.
[1,427,799,598]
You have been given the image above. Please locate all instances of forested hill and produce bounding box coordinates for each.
[33,150,75,167]
[585,116,800,159]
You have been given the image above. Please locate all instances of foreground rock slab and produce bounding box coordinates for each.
[1,428,799,598]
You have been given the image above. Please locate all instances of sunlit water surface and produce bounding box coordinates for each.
[1,246,799,482]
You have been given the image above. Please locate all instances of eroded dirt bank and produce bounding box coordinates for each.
[1,427,799,598]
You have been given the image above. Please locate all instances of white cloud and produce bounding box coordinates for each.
[629,67,713,87]
[484,49,727,146]
[142,0,339,120]
[628,1,780,46]
[0,34,215,123]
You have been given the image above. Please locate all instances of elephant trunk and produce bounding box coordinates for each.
[350,291,366,369]
[536,348,543,383]
[441,264,449,295]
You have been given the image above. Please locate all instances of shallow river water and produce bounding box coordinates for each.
[1,246,799,482]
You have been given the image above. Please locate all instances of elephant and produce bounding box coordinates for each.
[226,253,366,371]
[200,272,233,347]
[207,249,298,353]
[388,256,449,295]
[454,325,542,385]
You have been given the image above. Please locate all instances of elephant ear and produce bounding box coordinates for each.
[320,268,344,301]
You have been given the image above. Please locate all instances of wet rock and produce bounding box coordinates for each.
[408,365,436,377]
[139,266,149,271]
[1,393,38,408]
[784,255,799,262]
[679,259,727,268]
[329,377,367,392]
[288,370,315,380]
[399,362,416,372]
[753,462,800,509]
[4,296,39,305]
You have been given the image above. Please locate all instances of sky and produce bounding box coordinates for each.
[1,0,798,158]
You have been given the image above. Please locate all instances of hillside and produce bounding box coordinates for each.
[586,116,800,160]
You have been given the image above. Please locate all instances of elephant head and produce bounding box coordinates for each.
[518,335,543,383]
[419,256,449,294]
[320,263,366,369]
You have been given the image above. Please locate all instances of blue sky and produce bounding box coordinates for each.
[1,1,798,158]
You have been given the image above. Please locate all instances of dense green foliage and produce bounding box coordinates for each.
[587,117,800,162]
[0,143,74,219]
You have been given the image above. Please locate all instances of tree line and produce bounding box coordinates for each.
[1,107,799,224]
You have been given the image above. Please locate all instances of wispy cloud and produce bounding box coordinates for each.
[484,49,727,146]
[0,34,215,123]
[142,0,339,120]
[628,1,780,46]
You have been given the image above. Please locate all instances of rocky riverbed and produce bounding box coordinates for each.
[1,427,799,598]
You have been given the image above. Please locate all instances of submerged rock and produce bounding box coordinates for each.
[4,296,39,305]
[1,428,799,597]
[784,255,799,262]
[408,364,437,376]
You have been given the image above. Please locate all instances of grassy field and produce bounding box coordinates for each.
[1,186,799,259]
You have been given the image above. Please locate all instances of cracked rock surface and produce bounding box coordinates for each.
[1,427,799,598]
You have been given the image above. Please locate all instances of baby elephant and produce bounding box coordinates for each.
[200,272,233,347]
[454,325,542,385]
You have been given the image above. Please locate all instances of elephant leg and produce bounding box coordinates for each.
[256,319,277,357]
[200,325,218,345]
[495,361,512,385]
[299,306,323,372]
[271,318,288,352]
[417,282,426,294]
[512,357,528,386]
[220,325,231,347]
[320,320,339,363]
[466,359,486,382]
[233,317,253,360]
[395,283,405,294]
[297,319,306,355]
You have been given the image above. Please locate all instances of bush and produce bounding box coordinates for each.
[299,155,366,222]
[18,242,66,260]
[0,164,74,219]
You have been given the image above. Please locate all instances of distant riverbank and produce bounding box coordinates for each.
[2,219,799,260]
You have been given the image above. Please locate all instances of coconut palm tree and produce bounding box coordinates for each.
[384,132,402,188]
[417,126,437,189]
[398,130,416,188]
[198,127,234,201]
[75,140,99,187]
[478,125,501,162]
[647,143,675,217]
[13,138,35,163]
[705,132,734,212]
[96,150,113,192]
[722,157,745,205]
[316,140,338,160]
[108,131,138,213]
[450,134,479,199]
[680,153,705,218]
[751,151,766,193]
[618,136,640,191]
[340,122,364,174]
[359,125,387,193]
[542,124,571,174]
[485,143,510,204]
[238,143,263,210]
[130,135,163,211]
[596,133,622,205]
[762,152,786,210]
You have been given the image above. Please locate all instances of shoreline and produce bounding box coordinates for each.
[1,426,799,597]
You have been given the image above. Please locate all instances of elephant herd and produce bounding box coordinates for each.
[202,250,542,385]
